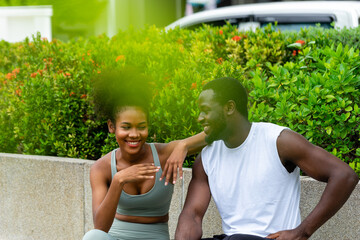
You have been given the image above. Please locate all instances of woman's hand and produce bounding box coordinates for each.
[160,132,206,185]
[160,141,187,185]
[116,163,160,184]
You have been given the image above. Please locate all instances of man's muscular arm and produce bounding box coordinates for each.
[267,129,359,240]
[175,154,211,240]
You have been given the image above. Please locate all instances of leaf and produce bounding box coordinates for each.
[325,95,335,102]
[326,126,332,135]
[287,43,302,48]
[345,106,353,112]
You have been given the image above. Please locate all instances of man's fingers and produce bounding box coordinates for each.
[266,232,280,239]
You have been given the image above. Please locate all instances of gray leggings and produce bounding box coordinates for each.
[83,218,170,240]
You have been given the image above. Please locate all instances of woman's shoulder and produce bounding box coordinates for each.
[91,151,113,175]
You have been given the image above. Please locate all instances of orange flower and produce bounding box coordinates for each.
[12,68,20,74]
[30,72,37,78]
[219,30,223,35]
[80,94,87,99]
[97,70,101,74]
[190,82,197,90]
[65,72,71,76]
[15,88,22,96]
[116,55,125,62]
[69,92,75,97]
[6,73,15,80]
[292,50,297,56]
[296,40,305,45]
[216,57,223,64]
[232,36,242,41]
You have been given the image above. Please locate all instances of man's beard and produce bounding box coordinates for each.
[205,114,227,145]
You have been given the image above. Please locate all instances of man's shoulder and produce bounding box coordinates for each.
[202,140,222,152]
[253,122,289,132]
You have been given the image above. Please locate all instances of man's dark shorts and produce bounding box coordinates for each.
[202,234,268,240]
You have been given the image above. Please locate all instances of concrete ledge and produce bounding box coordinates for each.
[1,153,359,239]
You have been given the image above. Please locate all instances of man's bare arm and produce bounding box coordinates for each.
[267,129,359,239]
[175,154,211,240]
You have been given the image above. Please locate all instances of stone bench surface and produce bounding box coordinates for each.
[0,153,359,239]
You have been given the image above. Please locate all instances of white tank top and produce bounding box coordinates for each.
[201,122,301,237]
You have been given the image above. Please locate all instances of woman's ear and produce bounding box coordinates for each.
[107,119,115,133]
[224,100,236,115]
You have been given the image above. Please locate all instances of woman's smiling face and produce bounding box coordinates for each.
[111,106,149,155]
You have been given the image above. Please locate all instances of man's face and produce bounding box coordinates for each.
[198,89,227,144]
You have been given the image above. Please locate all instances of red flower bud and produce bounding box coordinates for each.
[232,36,242,41]
[296,40,305,45]
[190,82,197,90]
[116,55,125,62]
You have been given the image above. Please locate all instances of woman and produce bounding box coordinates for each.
[83,69,205,240]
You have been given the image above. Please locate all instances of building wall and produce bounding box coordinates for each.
[0,6,52,43]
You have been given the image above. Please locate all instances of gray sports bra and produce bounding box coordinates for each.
[111,143,174,217]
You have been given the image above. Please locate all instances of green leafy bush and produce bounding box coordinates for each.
[0,25,359,176]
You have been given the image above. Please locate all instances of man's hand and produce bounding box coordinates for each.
[266,228,309,240]
[159,141,187,185]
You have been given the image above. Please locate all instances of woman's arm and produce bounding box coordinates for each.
[159,132,207,185]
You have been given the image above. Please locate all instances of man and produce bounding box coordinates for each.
[175,77,358,240]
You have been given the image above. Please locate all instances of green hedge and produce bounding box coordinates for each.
[0,25,359,176]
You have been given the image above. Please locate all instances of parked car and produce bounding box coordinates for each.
[166,1,360,31]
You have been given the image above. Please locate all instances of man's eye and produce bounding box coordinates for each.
[121,126,130,130]
[138,126,146,130]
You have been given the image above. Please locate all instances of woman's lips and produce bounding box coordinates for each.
[126,141,141,147]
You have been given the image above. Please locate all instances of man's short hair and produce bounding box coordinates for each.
[202,77,248,118]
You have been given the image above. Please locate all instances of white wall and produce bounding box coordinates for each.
[0,6,52,43]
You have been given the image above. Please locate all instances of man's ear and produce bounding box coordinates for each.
[107,119,115,133]
[224,100,236,115]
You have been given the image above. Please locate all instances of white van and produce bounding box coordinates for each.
[166,1,360,31]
